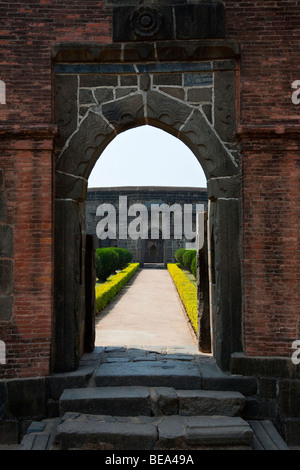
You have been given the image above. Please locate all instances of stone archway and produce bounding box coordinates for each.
[53,43,241,373]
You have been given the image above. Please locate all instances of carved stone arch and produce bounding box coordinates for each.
[55,90,238,203]
[53,71,242,373]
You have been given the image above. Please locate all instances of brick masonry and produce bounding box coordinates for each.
[0,0,300,448]
[0,1,299,445]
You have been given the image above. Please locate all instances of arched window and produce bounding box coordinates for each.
[0,80,6,104]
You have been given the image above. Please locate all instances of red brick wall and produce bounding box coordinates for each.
[0,1,299,377]
[241,132,300,356]
[223,0,300,357]
[0,130,54,377]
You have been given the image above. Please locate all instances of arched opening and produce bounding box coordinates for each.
[54,79,241,374]
[87,125,207,189]
[87,124,208,351]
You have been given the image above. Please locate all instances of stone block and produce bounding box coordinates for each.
[102,94,145,131]
[179,109,238,179]
[249,420,289,450]
[185,416,253,447]
[6,378,46,419]
[200,363,257,396]
[0,420,18,445]
[80,74,118,88]
[243,397,277,420]
[55,171,87,202]
[282,418,300,447]
[230,354,300,380]
[56,112,114,178]
[0,191,7,222]
[146,90,191,131]
[184,73,212,87]
[158,87,185,100]
[151,387,179,416]
[278,380,300,418]
[153,73,182,86]
[213,198,242,370]
[94,88,114,104]
[53,199,86,372]
[156,415,185,449]
[113,6,174,42]
[121,75,138,87]
[0,225,13,258]
[79,89,96,105]
[0,382,6,419]
[178,390,245,417]
[59,387,152,417]
[175,3,226,40]
[0,260,13,296]
[116,87,138,99]
[0,296,13,321]
[53,414,158,450]
[95,360,202,389]
[54,75,78,149]
[214,71,236,142]
[207,175,241,200]
[46,365,95,401]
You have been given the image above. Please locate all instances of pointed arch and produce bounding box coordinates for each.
[55,91,238,202]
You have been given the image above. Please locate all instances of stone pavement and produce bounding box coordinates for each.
[18,346,289,450]
[95,268,199,352]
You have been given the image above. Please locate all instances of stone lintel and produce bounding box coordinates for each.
[52,40,239,63]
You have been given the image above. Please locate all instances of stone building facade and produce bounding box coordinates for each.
[0,0,300,446]
[86,186,208,265]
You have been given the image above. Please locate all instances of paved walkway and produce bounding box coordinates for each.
[95,268,199,354]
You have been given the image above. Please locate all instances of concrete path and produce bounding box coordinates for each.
[95,268,198,354]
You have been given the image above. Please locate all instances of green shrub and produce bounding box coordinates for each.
[95,248,119,282]
[191,255,197,279]
[113,247,132,270]
[182,250,196,273]
[95,263,139,312]
[175,248,186,267]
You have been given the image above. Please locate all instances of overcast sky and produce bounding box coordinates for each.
[88,125,207,189]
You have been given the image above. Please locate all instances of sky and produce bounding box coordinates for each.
[88,125,207,189]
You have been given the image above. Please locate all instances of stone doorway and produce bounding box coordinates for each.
[143,239,165,264]
[53,39,241,374]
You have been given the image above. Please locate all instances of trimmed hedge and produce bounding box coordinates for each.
[95,247,132,282]
[175,248,197,279]
[174,248,186,267]
[167,263,198,333]
[95,263,139,313]
[112,247,132,270]
[182,249,196,272]
[191,256,197,279]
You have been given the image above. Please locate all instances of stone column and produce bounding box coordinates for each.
[197,211,211,353]
[210,197,242,370]
[84,234,96,353]
[53,199,86,372]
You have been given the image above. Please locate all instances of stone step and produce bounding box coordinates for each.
[59,386,246,418]
[51,413,254,450]
[95,360,202,389]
